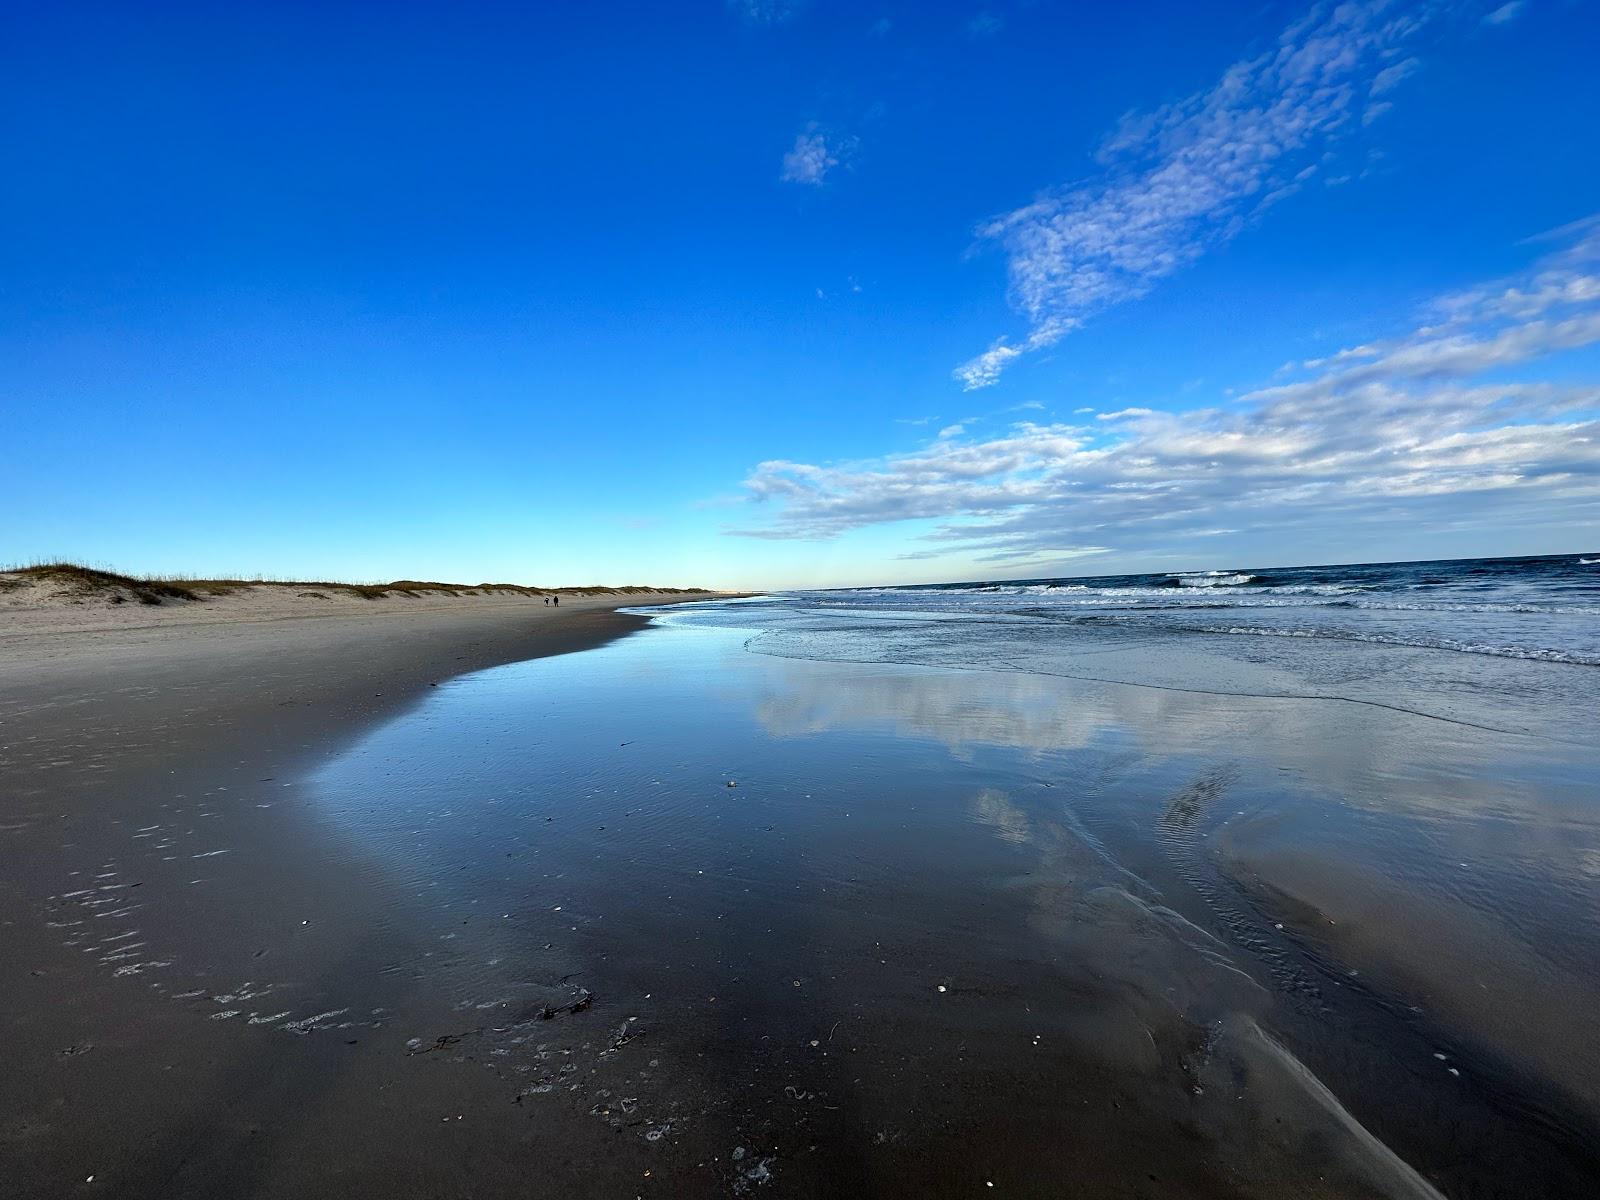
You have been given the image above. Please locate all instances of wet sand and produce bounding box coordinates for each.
[5,599,1598,1198]
[0,596,715,1198]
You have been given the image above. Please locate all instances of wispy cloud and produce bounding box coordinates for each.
[956,0,1434,389]
[728,0,804,25]
[1483,1,1525,25]
[737,221,1600,561]
[1370,55,1420,94]
[781,128,839,185]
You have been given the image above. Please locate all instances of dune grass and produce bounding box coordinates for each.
[1,561,702,605]
[8,563,203,606]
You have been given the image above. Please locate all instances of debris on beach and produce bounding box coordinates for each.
[538,988,593,1020]
[733,1153,775,1193]
[408,1033,465,1055]
[600,1016,642,1056]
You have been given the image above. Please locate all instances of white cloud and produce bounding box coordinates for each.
[955,339,1026,389]
[781,129,838,185]
[736,221,1600,561]
[957,0,1436,389]
[1432,216,1600,321]
[1252,312,1600,406]
[1483,1,1525,25]
[733,422,1085,540]
[954,317,1084,389]
[1370,56,1420,94]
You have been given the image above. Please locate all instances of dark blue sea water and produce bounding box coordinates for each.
[801,553,1600,666]
[646,554,1598,749]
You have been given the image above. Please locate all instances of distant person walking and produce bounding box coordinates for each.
[553,594,559,607]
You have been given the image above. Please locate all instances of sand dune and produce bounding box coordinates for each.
[0,563,717,639]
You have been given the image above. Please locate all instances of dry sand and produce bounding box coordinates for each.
[0,566,709,637]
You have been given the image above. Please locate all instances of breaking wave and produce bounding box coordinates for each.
[1170,571,1256,587]
[801,554,1600,669]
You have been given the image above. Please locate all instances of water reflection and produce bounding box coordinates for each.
[744,633,1600,1131]
[301,612,1600,1196]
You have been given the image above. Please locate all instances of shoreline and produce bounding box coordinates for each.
[0,593,732,1199]
[0,591,724,768]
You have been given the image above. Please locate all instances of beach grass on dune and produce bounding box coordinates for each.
[7,563,203,605]
[2,561,702,605]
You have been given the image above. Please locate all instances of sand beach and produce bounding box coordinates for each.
[6,563,1598,1198]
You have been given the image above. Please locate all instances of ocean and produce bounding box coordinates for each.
[787,552,1600,665]
[659,552,1600,746]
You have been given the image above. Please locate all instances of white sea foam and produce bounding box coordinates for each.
[1170,571,1256,587]
[824,584,1596,616]
[830,583,1370,607]
[790,558,1600,668]
[1352,600,1600,615]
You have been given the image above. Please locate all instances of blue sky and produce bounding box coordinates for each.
[3,0,1597,589]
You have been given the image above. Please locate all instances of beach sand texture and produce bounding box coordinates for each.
[3,580,1597,1198]
[1,586,729,1198]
